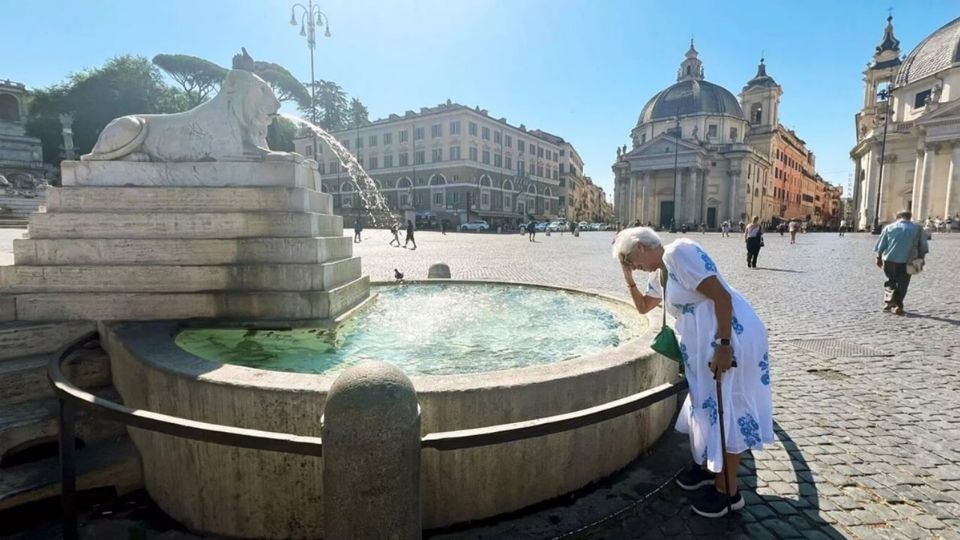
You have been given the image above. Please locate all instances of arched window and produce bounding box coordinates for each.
[428,174,446,186]
[543,187,552,198]
[502,179,514,192]
[479,175,492,187]
[396,176,413,189]
[528,184,537,195]
[0,94,19,122]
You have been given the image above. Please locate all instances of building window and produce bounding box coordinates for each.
[559,163,565,174]
[494,153,502,167]
[505,135,512,147]
[481,150,490,164]
[504,194,511,210]
[384,133,393,145]
[914,90,932,108]
[553,152,558,161]
[452,175,459,182]
[537,165,543,176]
[494,131,502,144]
[729,128,738,141]
[452,192,460,203]
[318,162,325,174]
[417,192,426,205]
[368,157,378,169]
[415,127,425,140]
[518,160,525,175]
[399,152,409,166]
[415,150,425,165]
[384,154,393,168]
[482,126,490,140]
[400,193,409,206]
[517,140,525,152]
[329,161,338,173]
[469,122,478,136]
[305,145,314,157]
[450,121,461,135]
[481,193,490,206]
[641,133,646,144]
[469,147,478,161]
[432,148,442,162]
[449,146,461,160]
[707,124,718,137]
[538,147,544,158]
[431,124,442,137]
[399,130,408,143]
[505,157,512,170]
[369,135,377,146]
[433,192,443,205]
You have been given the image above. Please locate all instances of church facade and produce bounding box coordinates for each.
[614,42,839,228]
[850,16,960,230]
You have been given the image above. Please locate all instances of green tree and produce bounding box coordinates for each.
[250,60,311,108]
[347,97,370,128]
[152,54,228,107]
[25,55,188,166]
[300,80,348,131]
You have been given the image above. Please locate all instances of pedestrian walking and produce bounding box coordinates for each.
[403,219,417,249]
[788,219,799,244]
[389,222,401,247]
[440,221,447,235]
[744,216,763,268]
[738,220,745,233]
[839,219,847,237]
[614,228,773,517]
[721,220,730,237]
[353,218,363,243]
[875,210,929,315]
[527,221,536,242]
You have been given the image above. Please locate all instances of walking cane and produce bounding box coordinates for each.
[715,372,734,521]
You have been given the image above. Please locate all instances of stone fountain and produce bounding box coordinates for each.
[0,49,369,322]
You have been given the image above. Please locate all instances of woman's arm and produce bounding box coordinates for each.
[697,275,735,378]
[622,264,661,314]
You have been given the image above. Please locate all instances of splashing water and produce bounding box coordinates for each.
[281,113,397,227]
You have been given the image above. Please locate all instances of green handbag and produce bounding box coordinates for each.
[650,269,685,369]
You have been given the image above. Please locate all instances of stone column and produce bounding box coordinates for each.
[322,361,421,539]
[946,143,960,218]
[726,169,739,222]
[642,172,653,224]
[913,145,935,220]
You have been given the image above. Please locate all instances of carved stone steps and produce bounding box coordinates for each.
[0,257,362,293]
[13,236,354,266]
[28,212,343,239]
[0,438,142,511]
[4,275,371,321]
[0,389,126,462]
[0,348,111,407]
[0,322,95,361]
[44,186,332,215]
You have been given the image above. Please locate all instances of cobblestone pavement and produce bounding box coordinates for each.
[355,229,960,539]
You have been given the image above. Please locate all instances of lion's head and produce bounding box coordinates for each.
[222,70,281,146]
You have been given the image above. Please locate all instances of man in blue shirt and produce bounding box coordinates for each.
[874,210,929,315]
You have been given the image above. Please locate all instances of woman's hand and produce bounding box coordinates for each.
[708,346,735,380]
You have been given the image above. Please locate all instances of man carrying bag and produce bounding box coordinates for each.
[874,210,929,316]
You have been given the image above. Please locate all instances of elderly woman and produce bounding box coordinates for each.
[613,227,774,517]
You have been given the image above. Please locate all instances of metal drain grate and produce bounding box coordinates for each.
[785,339,892,358]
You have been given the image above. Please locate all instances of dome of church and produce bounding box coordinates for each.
[895,15,960,86]
[638,79,744,125]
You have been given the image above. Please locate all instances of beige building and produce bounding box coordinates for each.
[850,15,960,230]
[0,79,46,187]
[614,42,840,228]
[294,101,584,228]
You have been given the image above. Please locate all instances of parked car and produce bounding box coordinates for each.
[535,222,548,232]
[577,221,590,231]
[459,220,490,232]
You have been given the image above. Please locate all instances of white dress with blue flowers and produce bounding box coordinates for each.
[645,238,774,472]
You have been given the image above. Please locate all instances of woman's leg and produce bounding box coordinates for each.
[714,452,742,495]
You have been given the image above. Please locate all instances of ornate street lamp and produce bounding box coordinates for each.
[289,1,331,158]
[872,86,891,235]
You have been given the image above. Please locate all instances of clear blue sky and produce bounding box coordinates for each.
[3,0,957,198]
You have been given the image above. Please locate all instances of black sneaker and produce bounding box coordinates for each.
[691,488,745,518]
[675,464,715,491]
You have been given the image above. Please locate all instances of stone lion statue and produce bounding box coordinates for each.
[82,50,293,162]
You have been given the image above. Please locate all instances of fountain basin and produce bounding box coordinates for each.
[101,281,677,539]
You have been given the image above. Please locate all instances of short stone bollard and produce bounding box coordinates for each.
[322,361,421,539]
[427,263,451,279]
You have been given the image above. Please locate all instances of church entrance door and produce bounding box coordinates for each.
[706,207,717,229]
[659,201,674,228]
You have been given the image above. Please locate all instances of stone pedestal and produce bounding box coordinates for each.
[0,160,369,322]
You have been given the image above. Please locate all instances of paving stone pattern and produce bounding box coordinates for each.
[356,229,960,539]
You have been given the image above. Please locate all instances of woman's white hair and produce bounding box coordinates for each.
[611,226,662,260]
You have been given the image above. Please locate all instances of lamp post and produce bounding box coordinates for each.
[289,0,331,158]
[871,86,891,235]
